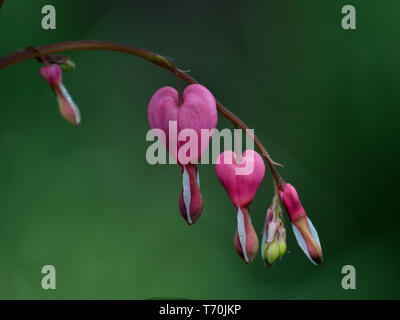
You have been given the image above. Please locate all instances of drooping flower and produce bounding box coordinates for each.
[261,195,287,267]
[40,64,81,126]
[216,150,265,263]
[147,84,217,225]
[279,183,322,265]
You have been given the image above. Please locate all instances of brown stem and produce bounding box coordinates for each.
[26,47,50,66]
[165,58,183,106]
[0,40,285,185]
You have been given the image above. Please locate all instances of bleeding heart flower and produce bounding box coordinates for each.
[215,150,265,263]
[40,64,81,126]
[279,183,323,265]
[148,84,217,225]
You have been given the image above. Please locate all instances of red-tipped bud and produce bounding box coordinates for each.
[40,64,81,126]
[179,165,203,225]
[279,183,323,266]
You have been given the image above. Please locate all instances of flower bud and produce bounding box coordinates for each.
[60,59,76,72]
[38,54,76,72]
[278,226,287,257]
[40,64,81,126]
[264,238,280,265]
[261,196,286,267]
[279,183,322,265]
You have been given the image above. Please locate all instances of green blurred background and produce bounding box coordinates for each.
[0,0,399,299]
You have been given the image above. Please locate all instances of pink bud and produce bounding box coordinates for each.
[40,64,81,126]
[216,150,265,263]
[279,183,323,265]
[279,183,307,222]
[148,84,217,225]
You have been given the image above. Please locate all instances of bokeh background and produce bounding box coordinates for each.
[0,0,399,299]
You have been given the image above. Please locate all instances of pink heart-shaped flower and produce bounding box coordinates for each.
[216,150,265,208]
[147,84,217,164]
[147,84,217,225]
[216,150,265,263]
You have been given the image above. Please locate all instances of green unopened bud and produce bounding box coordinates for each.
[264,238,280,266]
[279,239,286,258]
[60,59,76,72]
[278,227,287,258]
[261,196,288,267]
[38,54,76,72]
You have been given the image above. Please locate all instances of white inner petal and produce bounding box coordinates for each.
[182,166,192,224]
[59,83,81,124]
[196,169,200,188]
[266,221,279,243]
[237,208,249,263]
[307,217,321,249]
[261,228,266,262]
[291,217,321,266]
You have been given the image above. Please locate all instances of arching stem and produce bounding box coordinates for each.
[0,40,285,186]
